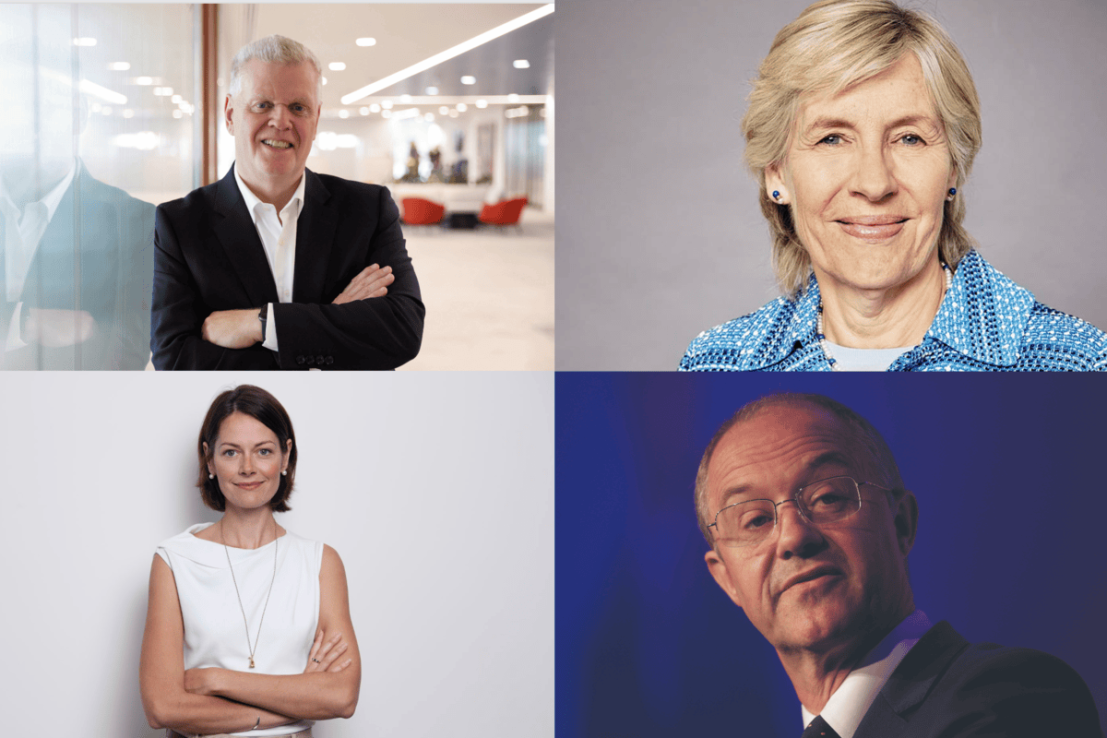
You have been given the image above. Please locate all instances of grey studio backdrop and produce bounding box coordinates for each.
[0,372,553,737]
[556,0,1107,370]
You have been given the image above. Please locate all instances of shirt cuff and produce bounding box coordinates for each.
[262,302,279,353]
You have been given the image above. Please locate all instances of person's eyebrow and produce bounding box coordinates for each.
[804,113,938,134]
[715,450,858,509]
[718,483,756,509]
[216,440,275,449]
[801,450,854,478]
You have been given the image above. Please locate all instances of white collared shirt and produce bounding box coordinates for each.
[0,162,78,349]
[800,610,931,738]
[232,165,307,354]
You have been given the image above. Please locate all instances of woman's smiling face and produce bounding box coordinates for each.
[766,53,957,294]
[205,411,290,512]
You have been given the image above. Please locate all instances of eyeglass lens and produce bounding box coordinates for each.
[714,476,862,547]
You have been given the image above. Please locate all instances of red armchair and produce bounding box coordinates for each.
[478,196,528,231]
[401,197,445,226]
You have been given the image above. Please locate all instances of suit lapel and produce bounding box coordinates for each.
[292,169,336,303]
[212,165,279,306]
[853,621,970,738]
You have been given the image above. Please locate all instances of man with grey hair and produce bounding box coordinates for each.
[151,35,423,370]
[700,393,1101,738]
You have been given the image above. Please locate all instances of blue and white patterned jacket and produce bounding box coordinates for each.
[679,251,1106,371]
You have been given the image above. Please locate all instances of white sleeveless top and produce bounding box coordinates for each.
[156,523,322,736]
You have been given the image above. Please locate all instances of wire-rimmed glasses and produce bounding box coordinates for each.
[708,476,892,548]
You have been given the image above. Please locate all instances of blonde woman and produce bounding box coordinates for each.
[680,0,1106,371]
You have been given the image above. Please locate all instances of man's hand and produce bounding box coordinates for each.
[24,308,96,347]
[332,264,394,305]
[201,308,263,348]
[303,629,352,673]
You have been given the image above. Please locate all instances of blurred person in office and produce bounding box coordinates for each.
[0,13,154,370]
[698,393,1103,738]
[151,35,423,371]
[680,0,1106,371]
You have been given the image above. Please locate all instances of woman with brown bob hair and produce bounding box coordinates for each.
[140,385,360,737]
[680,0,1105,371]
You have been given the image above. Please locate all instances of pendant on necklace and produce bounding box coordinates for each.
[249,657,255,669]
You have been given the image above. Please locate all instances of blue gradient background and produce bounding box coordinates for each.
[556,373,1106,737]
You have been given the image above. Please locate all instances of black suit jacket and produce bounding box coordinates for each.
[1,163,155,370]
[150,166,424,370]
[853,621,1102,738]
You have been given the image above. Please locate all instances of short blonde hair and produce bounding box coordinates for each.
[744,0,982,297]
[229,34,322,101]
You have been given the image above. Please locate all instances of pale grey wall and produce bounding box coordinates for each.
[556,0,1107,370]
[0,372,553,738]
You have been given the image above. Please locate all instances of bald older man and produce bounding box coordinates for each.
[697,393,1101,738]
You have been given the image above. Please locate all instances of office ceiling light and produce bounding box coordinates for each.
[342,4,554,104]
[173,110,183,119]
[329,62,346,71]
[360,107,369,115]
[381,100,393,109]
[171,94,182,103]
[76,79,127,105]
[73,37,97,47]
[449,109,459,118]
[461,75,476,85]
[382,110,392,119]
[425,112,435,121]
[339,109,349,119]
[456,102,468,112]
[108,61,130,71]
[475,99,488,109]
[513,60,530,69]
[400,94,412,102]
[322,77,328,86]
[134,76,154,85]
[426,86,439,95]
[356,37,377,47]
[153,87,173,96]
[439,106,450,115]
[370,103,381,113]
[508,94,520,102]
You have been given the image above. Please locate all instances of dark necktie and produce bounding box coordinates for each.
[801,715,842,738]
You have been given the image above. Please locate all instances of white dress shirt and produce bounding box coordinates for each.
[800,610,931,738]
[0,162,77,349]
[232,165,306,354]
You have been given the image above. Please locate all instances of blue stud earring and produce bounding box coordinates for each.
[772,190,781,201]
[948,187,957,197]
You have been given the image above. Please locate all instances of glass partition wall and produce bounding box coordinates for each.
[0,4,197,370]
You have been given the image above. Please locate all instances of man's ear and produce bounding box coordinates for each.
[892,490,918,557]
[705,548,744,610]
[224,94,235,135]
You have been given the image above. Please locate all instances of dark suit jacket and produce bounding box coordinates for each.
[0,162,155,370]
[853,621,1102,738]
[150,166,424,370]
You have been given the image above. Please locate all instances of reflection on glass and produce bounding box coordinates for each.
[0,4,194,369]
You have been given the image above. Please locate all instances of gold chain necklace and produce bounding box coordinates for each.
[221,519,279,669]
